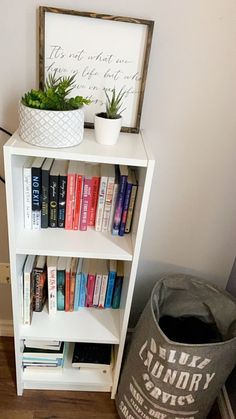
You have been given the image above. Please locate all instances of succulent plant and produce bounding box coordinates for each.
[104,88,126,119]
[22,72,91,111]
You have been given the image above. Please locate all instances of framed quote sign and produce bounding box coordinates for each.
[39,7,154,133]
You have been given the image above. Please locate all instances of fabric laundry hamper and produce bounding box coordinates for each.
[116,274,236,419]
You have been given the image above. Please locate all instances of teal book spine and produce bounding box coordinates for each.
[79,273,87,307]
[57,270,65,311]
[105,271,116,308]
[74,272,81,311]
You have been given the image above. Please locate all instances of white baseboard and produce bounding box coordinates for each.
[218,386,235,419]
[0,319,13,336]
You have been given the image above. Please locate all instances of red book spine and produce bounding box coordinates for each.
[65,174,76,230]
[79,178,92,231]
[88,177,100,226]
[65,270,71,312]
[85,274,96,307]
[73,174,83,230]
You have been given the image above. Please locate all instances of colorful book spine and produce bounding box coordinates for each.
[69,269,76,312]
[73,174,83,230]
[79,273,87,307]
[105,270,116,308]
[125,183,138,233]
[33,269,47,312]
[57,271,65,311]
[49,171,59,228]
[65,173,76,230]
[23,162,32,229]
[88,176,100,227]
[95,176,108,231]
[58,174,67,228]
[119,181,132,236]
[79,177,92,231]
[108,182,119,233]
[102,177,115,232]
[65,268,71,312]
[32,167,42,230]
[92,273,102,307]
[112,168,128,235]
[74,271,81,311]
[85,273,96,307]
[112,276,123,309]
[47,258,57,315]
[98,273,109,308]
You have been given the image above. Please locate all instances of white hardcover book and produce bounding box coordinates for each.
[102,165,115,232]
[98,260,109,308]
[23,255,36,325]
[23,157,34,229]
[47,256,58,314]
[95,164,109,231]
[92,259,105,307]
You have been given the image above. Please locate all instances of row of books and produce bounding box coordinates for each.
[22,254,124,325]
[23,340,65,372]
[23,157,138,236]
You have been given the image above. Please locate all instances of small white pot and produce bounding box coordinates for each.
[19,102,84,148]
[94,113,122,146]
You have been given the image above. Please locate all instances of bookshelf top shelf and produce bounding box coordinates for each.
[5,129,149,167]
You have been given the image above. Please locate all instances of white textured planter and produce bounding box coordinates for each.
[19,102,84,148]
[94,113,122,146]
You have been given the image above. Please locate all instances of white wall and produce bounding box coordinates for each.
[1,0,236,325]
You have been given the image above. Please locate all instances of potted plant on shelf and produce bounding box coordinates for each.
[19,72,91,148]
[94,87,126,146]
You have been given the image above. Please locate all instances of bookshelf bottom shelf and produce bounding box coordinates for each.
[22,343,113,393]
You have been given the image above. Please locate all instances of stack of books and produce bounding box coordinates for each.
[72,342,113,374]
[22,255,124,325]
[22,340,65,372]
[23,158,138,235]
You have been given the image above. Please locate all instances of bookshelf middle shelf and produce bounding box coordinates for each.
[20,306,121,344]
[15,228,133,260]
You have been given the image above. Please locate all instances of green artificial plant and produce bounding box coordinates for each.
[104,88,126,119]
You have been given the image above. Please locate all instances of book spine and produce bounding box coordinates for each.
[112,276,123,309]
[79,273,87,307]
[48,265,57,314]
[69,272,76,312]
[85,274,96,307]
[105,271,116,308]
[125,184,138,233]
[79,178,92,231]
[32,167,42,230]
[57,271,65,311]
[58,175,67,228]
[65,174,76,230]
[41,168,50,228]
[98,274,108,308]
[49,174,58,228]
[95,176,108,231]
[112,175,127,235]
[92,273,102,307]
[74,272,81,311]
[65,270,70,312]
[108,183,119,233]
[23,271,31,325]
[102,177,115,232]
[32,210,41,230]
[88,177,100,226]
[23,167,32,229]
[34,269,46,312]
[119,182,133,236]
[73,175,83,230]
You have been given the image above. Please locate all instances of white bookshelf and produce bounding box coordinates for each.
[4,129,155,398]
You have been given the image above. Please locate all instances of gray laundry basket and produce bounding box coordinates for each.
[116,274,236,419]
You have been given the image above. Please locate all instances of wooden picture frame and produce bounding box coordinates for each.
[39,7,154,133]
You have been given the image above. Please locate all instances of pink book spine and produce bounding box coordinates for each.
[88,177,100,226]
[85,274,96,307]
[79,178,92,231]
[65,174,76,230]
[73,174,83,230]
